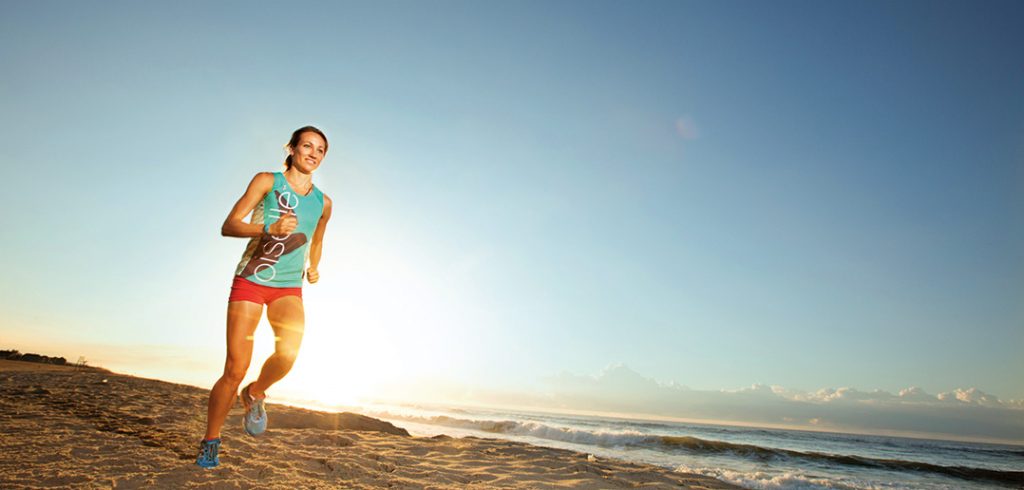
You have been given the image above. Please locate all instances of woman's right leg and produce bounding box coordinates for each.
[203,301,263,440]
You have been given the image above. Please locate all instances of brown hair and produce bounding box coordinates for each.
[284,125,329,169]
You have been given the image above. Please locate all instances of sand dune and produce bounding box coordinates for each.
[0,360,738,489]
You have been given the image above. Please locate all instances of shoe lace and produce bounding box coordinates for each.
[200,440,219,462]
[250,398,266,421]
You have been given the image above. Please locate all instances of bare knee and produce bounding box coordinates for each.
[221,360,249,387]
[278,350,299,368]
[275,348,300,371]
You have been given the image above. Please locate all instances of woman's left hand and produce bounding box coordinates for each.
[307,268,320,284]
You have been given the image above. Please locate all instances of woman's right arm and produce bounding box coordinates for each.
[220,172,276,238]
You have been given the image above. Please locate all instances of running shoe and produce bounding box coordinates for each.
[195,438,221,468]
[241,383,267,436]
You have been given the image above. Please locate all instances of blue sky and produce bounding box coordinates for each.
[1,1,1022,436]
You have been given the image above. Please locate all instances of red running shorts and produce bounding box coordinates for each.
[228,276,302,305]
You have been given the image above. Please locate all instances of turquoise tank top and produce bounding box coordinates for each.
[235,172,325,288]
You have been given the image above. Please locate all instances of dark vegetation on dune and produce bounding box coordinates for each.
[1,349,108,372]
[1,349,69,366]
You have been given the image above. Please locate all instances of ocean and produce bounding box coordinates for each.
[352,402,1023,489]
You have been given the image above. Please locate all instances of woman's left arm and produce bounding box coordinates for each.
[306,195,333,284]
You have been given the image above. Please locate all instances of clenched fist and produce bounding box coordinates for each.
[268,213,298,236]
[306,268,320,284]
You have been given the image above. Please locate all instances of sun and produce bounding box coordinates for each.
[256,243,472,409]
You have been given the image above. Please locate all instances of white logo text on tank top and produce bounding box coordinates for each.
[252,190,299,282]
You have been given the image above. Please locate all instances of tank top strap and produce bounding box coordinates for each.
[311,185,325,206]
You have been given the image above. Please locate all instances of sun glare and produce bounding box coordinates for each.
[252,242,475,408]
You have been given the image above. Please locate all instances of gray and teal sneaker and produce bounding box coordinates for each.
[195,438,221,468]
[240,383,267,436]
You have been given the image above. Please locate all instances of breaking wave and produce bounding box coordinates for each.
[373,411,1024,485]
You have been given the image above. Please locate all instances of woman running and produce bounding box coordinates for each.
[196,126,333,468]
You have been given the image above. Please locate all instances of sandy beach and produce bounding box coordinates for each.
[0,360,738,489]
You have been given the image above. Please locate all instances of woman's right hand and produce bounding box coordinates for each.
[268,214,298,236]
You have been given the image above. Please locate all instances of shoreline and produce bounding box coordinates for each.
[1,360,740,489]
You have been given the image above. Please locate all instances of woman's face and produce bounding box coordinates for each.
[289,131,327,173]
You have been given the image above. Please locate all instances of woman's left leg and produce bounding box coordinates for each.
[249,295,305,397]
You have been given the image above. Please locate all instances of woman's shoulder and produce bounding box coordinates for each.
[253,171,278,184]
[319,193,333,218]
[244,172,277,193]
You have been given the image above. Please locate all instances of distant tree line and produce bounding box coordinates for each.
[0,349,68,365]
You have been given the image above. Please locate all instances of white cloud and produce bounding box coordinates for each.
[896,386,934,402]
[936,387,1004,407]
[724,383,1020,409]
[723,383,776,395]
